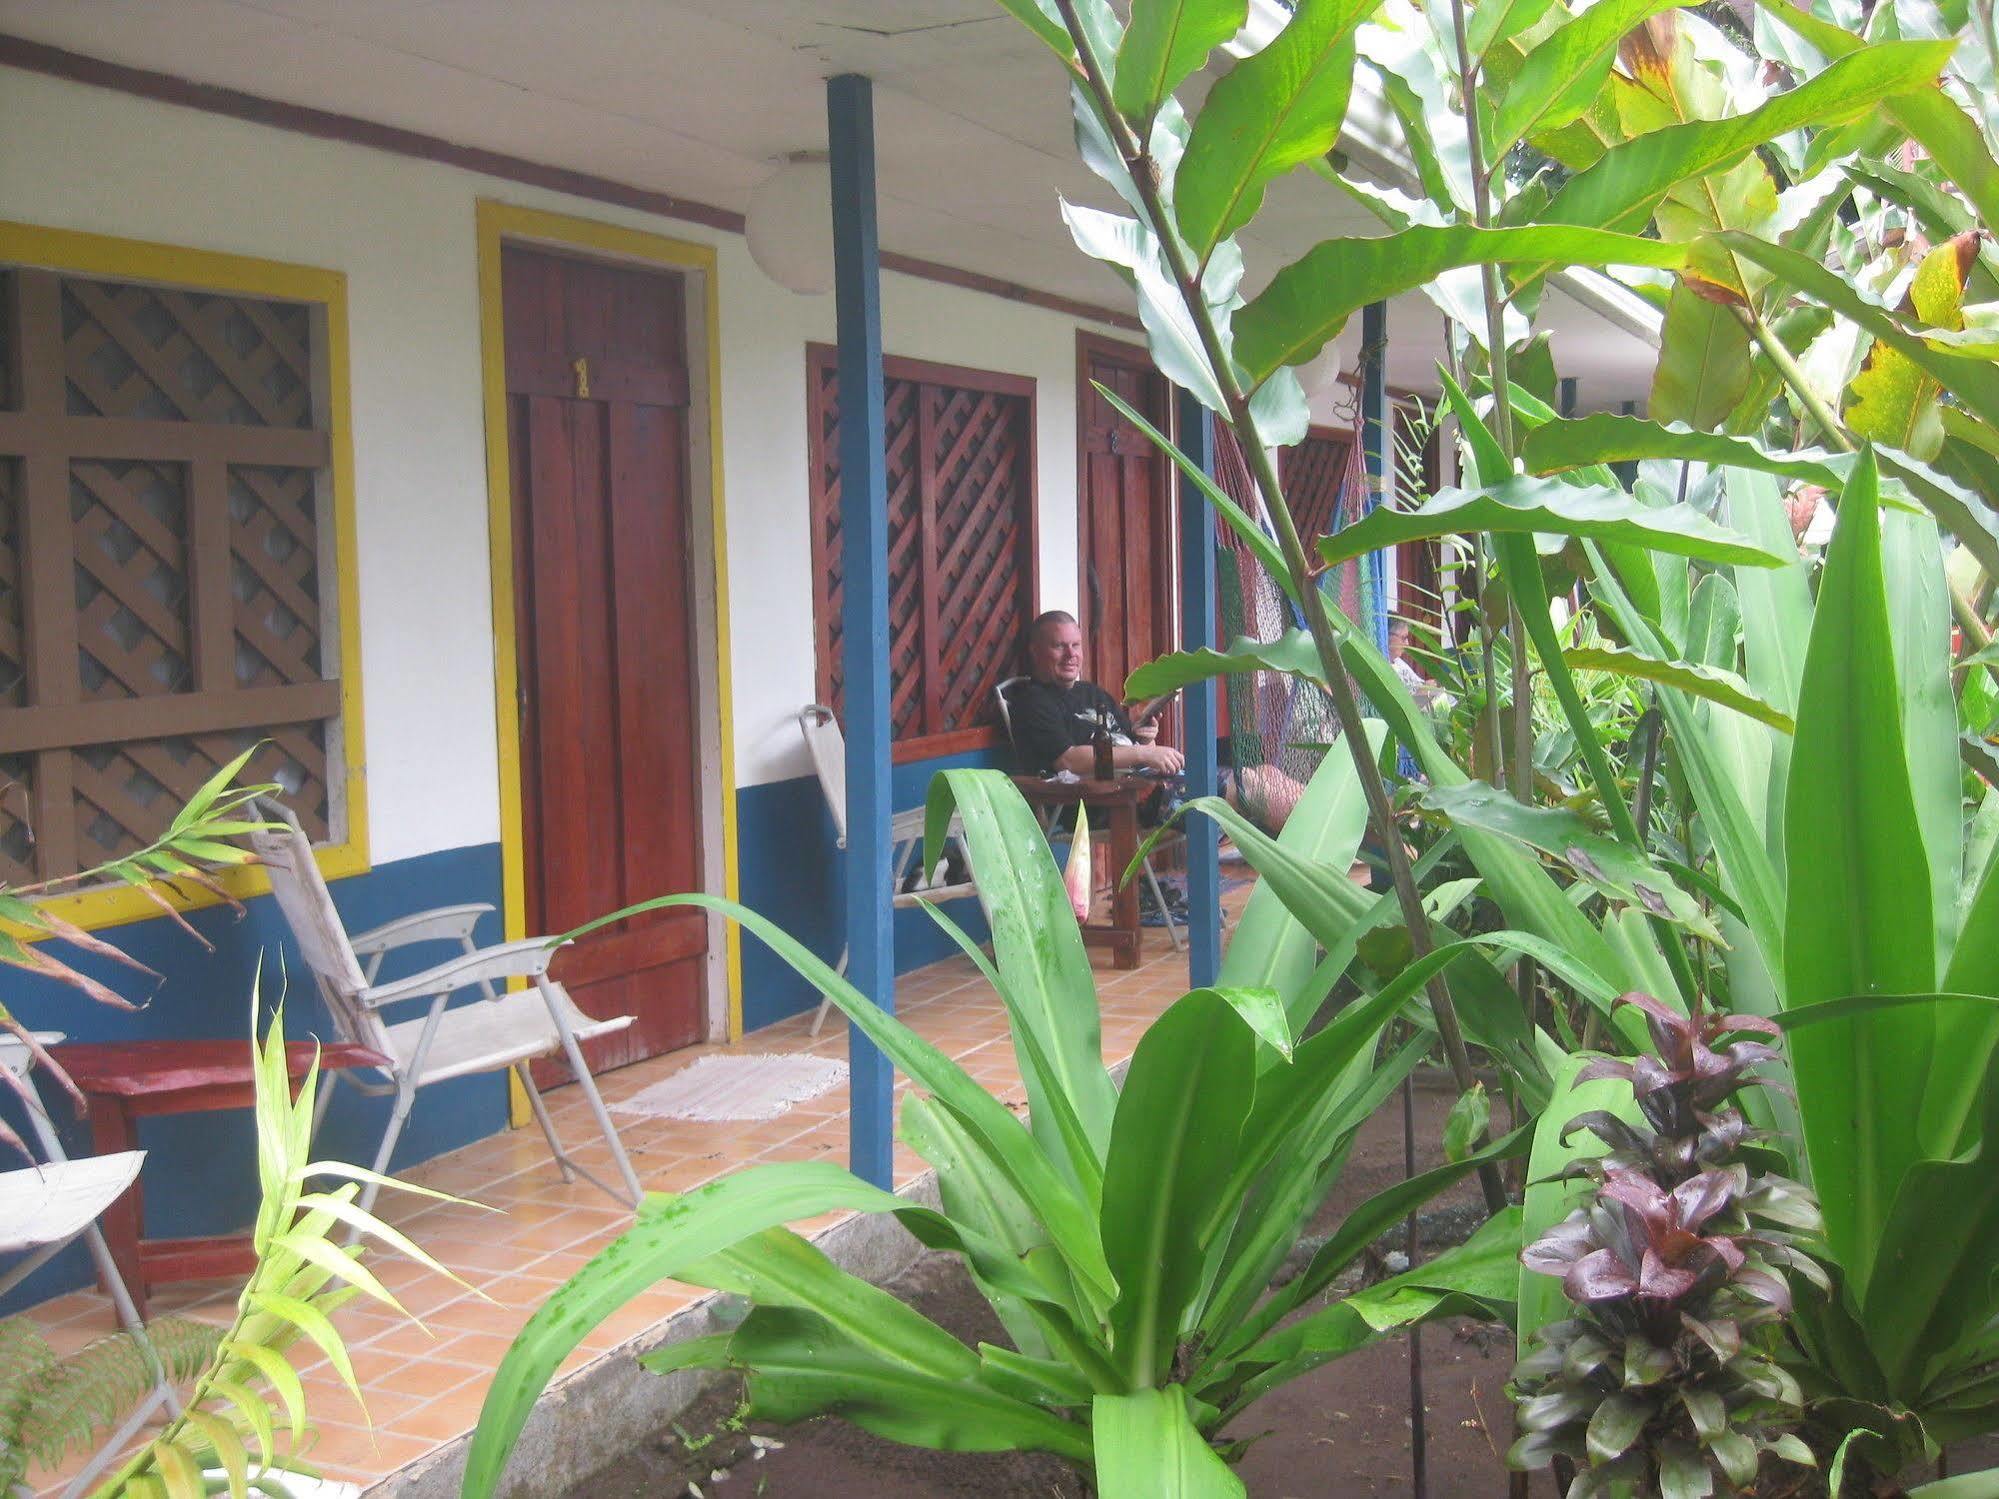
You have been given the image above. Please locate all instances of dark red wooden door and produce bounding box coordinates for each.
[1076,334,1174,722]
[502,246,705,1073]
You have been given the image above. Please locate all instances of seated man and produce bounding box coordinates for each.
[1006,610,1185,780]
[1005,611,1308,831]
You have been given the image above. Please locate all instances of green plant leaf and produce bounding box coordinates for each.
[1543,40,1956,234]
[1444,1083,1490,1164]
[732,1306,1094,1463]
[1234,226,1687,385]
[1422,780,1722,939]
[925,769,1117,1174]
[463,1163,1021,1498]
[1587,1394,1654,1461]
[1125,632,1322,699]
[1175,0,1373,259]
[1489,0,1692,156]
[1101,989,1259,1385]
[1092,1386,1244,1498]
[1721,231,1999,434]
[1846,234,1980,460]
[990,0,1078,60]
[1650,282,1754,431]
[1114,0,1247,125]
[1317,477,1786,572]
[1783,449,1939,1304]
[1468,0,1559,59]
[1564,642,1793,731]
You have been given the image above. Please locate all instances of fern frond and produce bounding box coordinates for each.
[0,1316,58,1489]
[18,1317,223,1468]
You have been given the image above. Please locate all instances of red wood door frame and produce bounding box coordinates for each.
[1075,331,1175,728]
[501,245,706,1076]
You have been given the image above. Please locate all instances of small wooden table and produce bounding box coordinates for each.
[47,1038,391,1317]
[1011,774,1152,970]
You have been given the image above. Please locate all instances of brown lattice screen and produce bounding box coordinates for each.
[0,266,344,885]
[806,347,1038,757]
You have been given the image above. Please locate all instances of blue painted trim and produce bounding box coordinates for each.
[1361,300,1392,653]
[828,72,894,1190]
[1560,376,1579,418]
[1176,391,1221,989]
[1,843,506,1312]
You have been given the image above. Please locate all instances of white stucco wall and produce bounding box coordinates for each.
[0,67,1124,862]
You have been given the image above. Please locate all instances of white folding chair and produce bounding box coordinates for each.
[1,1033,179,1499]
[245,800,642,1213]
[797,707,983,1036]
[992,677,1185,952]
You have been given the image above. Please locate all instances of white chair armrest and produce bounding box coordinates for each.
[889,807,962,844]
[357,937,568,1008]
[349,903,496,957]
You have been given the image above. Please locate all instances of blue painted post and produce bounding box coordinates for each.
[1360,301,1393,652]
[1176,393,1221,989]
[828,74,894,1189]
[1560,376,1579,417]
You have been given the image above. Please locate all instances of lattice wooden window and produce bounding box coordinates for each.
[806,347,1038,759]
[0,264,346,885]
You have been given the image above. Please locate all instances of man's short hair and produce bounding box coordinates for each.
[1028,609,1077,644]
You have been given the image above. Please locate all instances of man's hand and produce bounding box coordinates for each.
[1138,743,1184,774]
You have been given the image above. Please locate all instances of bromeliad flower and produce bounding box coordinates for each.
[1063,801,1091,923]
[1578,992,1782,1136]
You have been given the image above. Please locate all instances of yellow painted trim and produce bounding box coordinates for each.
[0,220,370,931]
[474,202,743,1123]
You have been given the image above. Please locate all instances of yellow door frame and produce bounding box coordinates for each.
[474,200,743,1126]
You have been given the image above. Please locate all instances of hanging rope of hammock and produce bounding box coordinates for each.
[1210,423,1382,829]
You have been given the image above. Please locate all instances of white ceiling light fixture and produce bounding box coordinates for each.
[745,151,834,296]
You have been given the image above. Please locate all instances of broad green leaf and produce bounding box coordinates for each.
[1114,0,1247,124]
[1846,234,1980,460]
[1489,0,1693,156]
[1176,0,1373,258]
[733,1306,1094,1462]
[679,1224,977,1379]
[1564,642,1792,731]
[1748,0,1999,230]
[991,0,1078,60]
[1125,632,1322,700]
[1316,476,1786,571]
[220,1342,304,1443]
[1882,508,1962,975]
[1422,780,1722,940]
[1221,1207,1523,1410]
[1908,1470,1999,1498]
[1469,0,1559,59]
[1587,542,1787,971]
[1784,451,1938,1301]
[1543,41,1955,234]
[1722,231,1999,435]
[1212,719,1388,1028]
[1092,1387,1244,1498]
[1444,1083,1491,1163]
[556,893,1113,1304]
[461,1162,1047,1499]
[924,769,1117,1172]
[1101,989,1258,1384]
[1234,225,1687,385]
[1649,282,1753,431]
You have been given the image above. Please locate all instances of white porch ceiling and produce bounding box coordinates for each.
[0,0,1658,403]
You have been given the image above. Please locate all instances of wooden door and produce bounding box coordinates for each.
[1076,333,1174,724]
[502,245,705,1072]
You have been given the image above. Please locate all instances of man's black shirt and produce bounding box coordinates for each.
[1005,677,1132,776]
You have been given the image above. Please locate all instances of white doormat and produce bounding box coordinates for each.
[612,1053,848,1123]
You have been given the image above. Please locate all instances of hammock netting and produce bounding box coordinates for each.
[1210,425,1388,827]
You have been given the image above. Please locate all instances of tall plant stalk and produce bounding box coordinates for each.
[1049,0,1508,1214]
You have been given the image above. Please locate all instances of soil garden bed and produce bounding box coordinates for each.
[568,1081,1519,1498]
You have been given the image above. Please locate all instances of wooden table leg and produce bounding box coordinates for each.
[87,1097,148,1320]
[1108,796,1140,970]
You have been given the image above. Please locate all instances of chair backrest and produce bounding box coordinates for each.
[992,676,1029,761]
[798,706,849,850]
[245,798,385,1052]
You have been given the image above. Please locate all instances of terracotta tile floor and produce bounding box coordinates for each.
[22,880,1249,1495]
